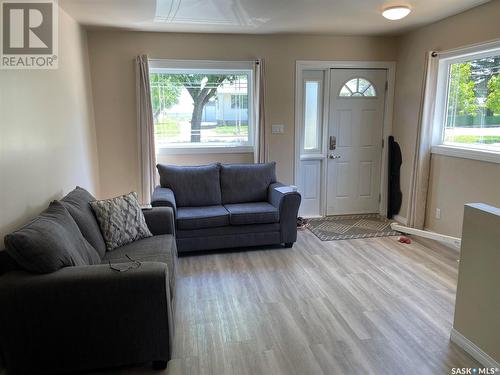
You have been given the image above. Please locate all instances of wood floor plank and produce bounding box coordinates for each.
[93,231,479,375]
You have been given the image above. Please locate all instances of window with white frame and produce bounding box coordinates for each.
[339,78,377,97]
[302,70,324,153]
[148,60,254,152]
[433,44,500,156]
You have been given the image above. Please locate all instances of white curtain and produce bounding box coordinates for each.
[407,52,439,229]
[135,55,157,205]
[253,59,268,163]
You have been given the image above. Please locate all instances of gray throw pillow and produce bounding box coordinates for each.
[90,192,152,251]
[4,201,101,274]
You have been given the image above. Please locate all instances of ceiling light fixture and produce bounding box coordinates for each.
[382,6,411,20]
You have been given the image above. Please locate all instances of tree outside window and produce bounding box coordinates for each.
[149,71,250,147]
[444,55,500,148]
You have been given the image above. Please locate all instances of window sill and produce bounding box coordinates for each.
[431,144,500,164]
[157,145,254,155]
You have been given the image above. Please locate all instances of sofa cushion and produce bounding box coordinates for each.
[61,186,106,258]
[225,202,279,225]
[220,162,277,204]
[102,234,175,264]
[176,205,229,230]
[4,201,101,274]
[157,163,221,207]
[90,192,152,251]
[102,234,177,297]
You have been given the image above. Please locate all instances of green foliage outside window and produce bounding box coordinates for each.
[150,74,182,121]
[448,62,478,116]
[486,75,500,114]
[447,56,500,121]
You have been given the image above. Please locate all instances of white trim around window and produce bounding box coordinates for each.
[431,39,500,163]
[149,59,254,72]
[148,59,255,154]
[431,144,500,164]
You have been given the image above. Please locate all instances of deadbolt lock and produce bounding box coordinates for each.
[329,135,337,150]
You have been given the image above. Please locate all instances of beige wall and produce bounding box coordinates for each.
[426,155,500,237]
[393,0,500,236]
[453,203,500,363]
[157,152,252,166]
[86,31,397,199]
[0,9,100,242]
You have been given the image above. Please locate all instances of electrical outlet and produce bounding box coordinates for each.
[271,124,285,134]
[435,208,441,220]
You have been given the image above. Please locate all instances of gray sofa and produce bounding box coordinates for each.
[0,187,177,374]
[152,162,301,253]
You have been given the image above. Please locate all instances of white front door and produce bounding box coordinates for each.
[326,69,387,215]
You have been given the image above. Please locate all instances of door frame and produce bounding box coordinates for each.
[294,60,396,217]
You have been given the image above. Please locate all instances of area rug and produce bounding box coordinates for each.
[306,214,399,241]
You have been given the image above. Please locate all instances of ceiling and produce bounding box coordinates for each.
[61,0,490,35]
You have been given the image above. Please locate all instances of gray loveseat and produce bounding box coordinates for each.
[0,187,177,374]
[151,162,301,253]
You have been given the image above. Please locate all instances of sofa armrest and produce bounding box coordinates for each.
[0,263,172,374]
[268,182,302,244]
[268,182,301,209]
[143,206,175,236]
[151,186,177,213]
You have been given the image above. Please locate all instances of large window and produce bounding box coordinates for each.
[433,44,500,159]
[149,60,254,153]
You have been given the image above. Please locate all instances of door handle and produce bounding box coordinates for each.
[328,154,341,159]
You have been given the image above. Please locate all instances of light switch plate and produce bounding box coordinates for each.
[272,124,285,134]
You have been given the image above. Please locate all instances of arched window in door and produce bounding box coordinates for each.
[339,78,377,97]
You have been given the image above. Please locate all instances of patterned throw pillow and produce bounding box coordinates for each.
[90,192,152,251]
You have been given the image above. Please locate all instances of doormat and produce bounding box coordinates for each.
[306,214,399,241]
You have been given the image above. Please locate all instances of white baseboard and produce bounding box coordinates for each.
[450,328,500,369]
[391,223,461,248]
[392,214,407,225]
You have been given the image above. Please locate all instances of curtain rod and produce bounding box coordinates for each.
[430,38,500,58]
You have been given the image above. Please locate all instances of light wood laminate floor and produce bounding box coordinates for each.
[97,230,479,375]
